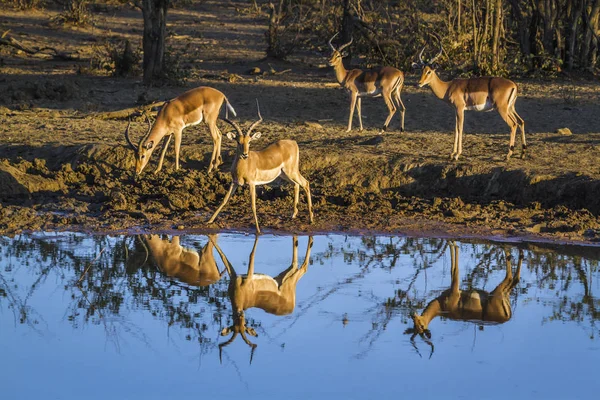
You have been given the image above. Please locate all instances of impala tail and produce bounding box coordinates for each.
[225,97,237,118]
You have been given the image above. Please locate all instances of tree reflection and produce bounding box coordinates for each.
[1,233,599,360]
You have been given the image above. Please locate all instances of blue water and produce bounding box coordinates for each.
[1,233,599,399]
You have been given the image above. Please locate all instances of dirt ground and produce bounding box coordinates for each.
[1,1,600,244]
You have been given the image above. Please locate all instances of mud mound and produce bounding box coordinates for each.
[4,79,80,105]
[0,160,66,199]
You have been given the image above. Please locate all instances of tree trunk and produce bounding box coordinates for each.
[142,0,169,85]
[341,0,354,50]
[492,0,503,70]
[581,0,600,68]
[472,0,479,69]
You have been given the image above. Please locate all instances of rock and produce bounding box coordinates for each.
[304,121,323,129]
[359,136,384,146]
[557,127,572,136]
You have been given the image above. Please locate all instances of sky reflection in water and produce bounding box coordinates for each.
[1,233,599,399]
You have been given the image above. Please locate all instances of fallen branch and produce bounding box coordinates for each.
[0,30,78,61]
[89,101,166,120]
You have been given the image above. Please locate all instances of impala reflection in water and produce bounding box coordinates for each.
[215,235,313,362]
[405,241,523,357]
[1,234,599,399]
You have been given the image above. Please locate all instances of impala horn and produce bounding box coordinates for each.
[428,33,444,65]
[247,99,263,137]
[337,36,353,52]
[328,32,339,52]
[124,119,138,151]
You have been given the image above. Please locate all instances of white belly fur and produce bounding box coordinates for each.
[358,88,381,97]
[185,114,203,128]
[254,168,282,185]
[466,100,494,111]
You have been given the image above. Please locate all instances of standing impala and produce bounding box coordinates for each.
[125,86,236,176]
[143,234,225,286]
[328,33,406,134]
[207,101,313,234]
[413,40,526,161]
[405,241,523,353]
[214,235,314,362]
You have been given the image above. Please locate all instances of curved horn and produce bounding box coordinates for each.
[338,36,353,52]
[418,46,426,64]
[218,331,238,364]
[240,329,257,349]
[328,32,339,51]
[124,119,138,151]
[247,99,263,136]
[140,113,153,143]
[428,34,443,64]
[424,336,435,359]
[220,116,244,137]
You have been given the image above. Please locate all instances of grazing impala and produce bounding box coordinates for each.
[413,39,526,161]
[207,101,313,234]
[405,241,523,353]
[125,86,236,176]
[143,234,225,286]
[328,33,406,133]
[214,235,314,361]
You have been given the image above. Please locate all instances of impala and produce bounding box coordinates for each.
[328,33,406,133]
[405,241,523,355]
[125,86,236,176]
[143,234,225,286]
[413,40,526,160]
[207,101,313,234]
[214,235,314,362]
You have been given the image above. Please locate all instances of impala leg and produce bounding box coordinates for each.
[154,134,173,174]
[450,242,460,294]
[249,183,261,234]
[208,183,238,224]
[292,183,300,219]
[498,107,518,161]
[454,108,465,161]
[306,182,313,223]
[512,108,526,159]
[380,91,396,134]
[347,92,358,132]
[451,111,460,160]
[357,98,363,132]
[173,129,183,170]
[216,127,224,167]
[207,122,220,174]
[394,88,406,133]
[208,119,223,170]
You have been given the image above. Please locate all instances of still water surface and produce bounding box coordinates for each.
[1,233,599,399]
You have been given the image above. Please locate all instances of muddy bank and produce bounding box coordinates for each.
[1,138,599,244]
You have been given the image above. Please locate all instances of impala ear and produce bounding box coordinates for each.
[411,62,421,69]
[226,131,236,140]
[250,131,262,140]
[144,141,154,150]
[221,326,232,336]
[246,327,258,337]
[341,51,349,58]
